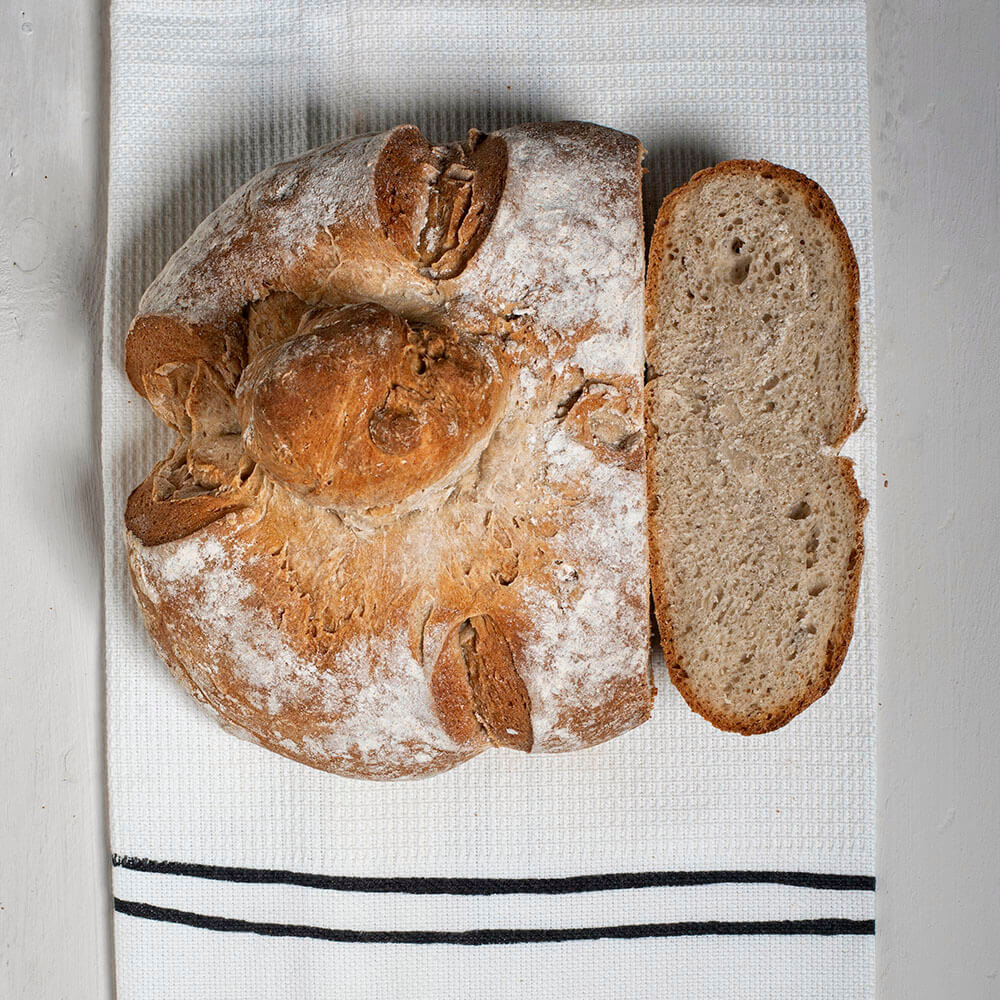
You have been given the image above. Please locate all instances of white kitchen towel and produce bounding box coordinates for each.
[102,2,877,998]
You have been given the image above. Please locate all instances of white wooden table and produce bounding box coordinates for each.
[2,2,997,996]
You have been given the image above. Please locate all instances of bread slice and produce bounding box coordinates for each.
[644,160,867,734]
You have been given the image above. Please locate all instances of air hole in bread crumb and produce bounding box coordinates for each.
[731,237,744,254]
[727,257,751,285]
[808,581,828,597]
[762,374,780,390]
[786,500,811,519]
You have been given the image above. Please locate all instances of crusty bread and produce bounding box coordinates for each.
[124,122,652,779]
[644,160,866,734]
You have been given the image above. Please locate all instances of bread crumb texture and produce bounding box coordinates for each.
[645,161,866,734]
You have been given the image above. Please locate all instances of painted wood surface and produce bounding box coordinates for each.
[1,2,112,998]
[868,1,1000,997]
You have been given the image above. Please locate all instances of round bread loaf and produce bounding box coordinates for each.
[124,122,652,779]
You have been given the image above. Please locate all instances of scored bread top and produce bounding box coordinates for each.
[125,122,652,779]
[645,160,866,734]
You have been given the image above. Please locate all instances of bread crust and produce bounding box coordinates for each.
[645,160,866,734]
[125,122,652,778]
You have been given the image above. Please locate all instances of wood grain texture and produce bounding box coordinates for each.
[0,2,113,998]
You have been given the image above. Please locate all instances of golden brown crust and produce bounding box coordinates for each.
[645,159,866,735]
[375,127,508,280]
[433,614,534,752]
[246,292,314,358]
[125,122,652,778]
[126,505,483,780]
[124,464,251,547]
[236,302,507,513]
[125,316,245,402]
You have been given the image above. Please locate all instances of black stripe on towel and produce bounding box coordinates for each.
[110,856,875,895]
[113,898,874,944]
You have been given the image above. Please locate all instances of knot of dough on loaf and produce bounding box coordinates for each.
[375,126,508,281]
[558,379,644,472]
[236,301,506,513]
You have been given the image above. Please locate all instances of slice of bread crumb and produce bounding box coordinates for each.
[645,160,867,734]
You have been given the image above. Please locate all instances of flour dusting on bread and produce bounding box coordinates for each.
[125,122,651,779]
